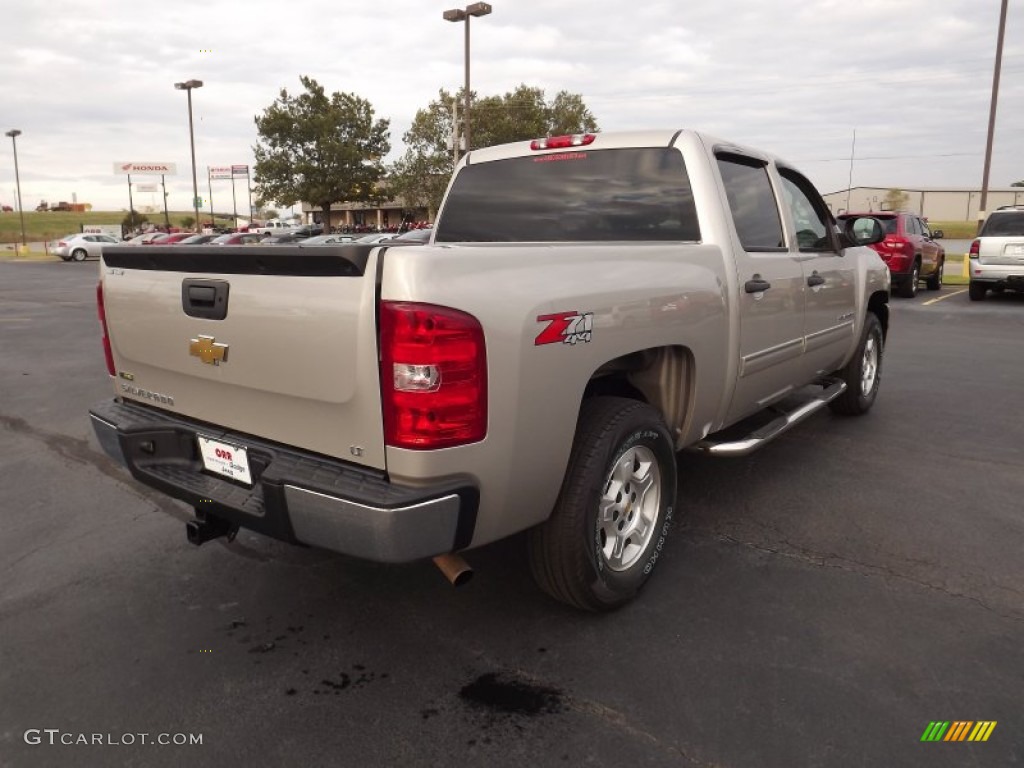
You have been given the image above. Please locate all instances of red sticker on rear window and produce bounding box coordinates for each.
[533,152,588,164]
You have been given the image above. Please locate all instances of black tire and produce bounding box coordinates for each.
[925,258,943,291]
[71,248,87,262]
[968,282,987,301]
[528,397,677,612]
[897,261,920,298]
[829,313,883,416]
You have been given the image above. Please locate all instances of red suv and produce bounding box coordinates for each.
[837,212,944,298]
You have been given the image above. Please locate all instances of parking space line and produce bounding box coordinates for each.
[923,289,967,306]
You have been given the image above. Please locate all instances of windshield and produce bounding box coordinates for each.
[435,147,700,242]
[981,211,1024,237]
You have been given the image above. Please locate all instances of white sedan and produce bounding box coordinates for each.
[52,233,120,262]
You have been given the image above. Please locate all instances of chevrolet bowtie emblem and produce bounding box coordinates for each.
[189,335,229,365]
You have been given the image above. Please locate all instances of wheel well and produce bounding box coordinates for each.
[583,373,645,402]
[583,346,692,439]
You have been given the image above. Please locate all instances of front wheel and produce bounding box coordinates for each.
[829,313,883,416]
[528,397,677,611]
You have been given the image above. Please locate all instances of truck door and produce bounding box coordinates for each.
[716,153,806,424]
[777,168,857,380]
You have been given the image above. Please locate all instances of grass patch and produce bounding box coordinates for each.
[0,245,61,262]
[942,274,968,286]
[0,210,236,244]
[930,220,978,239]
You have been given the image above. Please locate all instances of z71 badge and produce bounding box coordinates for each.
[535,311,594,346]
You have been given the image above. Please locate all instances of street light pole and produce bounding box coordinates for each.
[174,79,204,231]
[5,129,27,247]
[978,0,1008,234]
[443,3,492,156]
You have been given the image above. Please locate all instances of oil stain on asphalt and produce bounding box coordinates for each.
[459,672,564,716]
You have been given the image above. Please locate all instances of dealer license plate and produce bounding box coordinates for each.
[197,436,252,485]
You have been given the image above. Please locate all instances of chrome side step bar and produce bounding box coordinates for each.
[694,378,847,457]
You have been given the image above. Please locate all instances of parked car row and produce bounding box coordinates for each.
[57,229,432,261]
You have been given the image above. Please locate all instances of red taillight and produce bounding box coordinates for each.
[883,236,910,252]
[58,241,67,247]
[530,133,596,150]
[380,302,487,450]
[969,239,980,259]
[96,282,115,376]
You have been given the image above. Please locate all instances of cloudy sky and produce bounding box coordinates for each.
[1,0,1021,214]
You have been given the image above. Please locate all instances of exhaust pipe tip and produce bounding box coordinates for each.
[433,553,473,587]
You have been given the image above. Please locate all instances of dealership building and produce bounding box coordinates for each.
[822,186,1023,221]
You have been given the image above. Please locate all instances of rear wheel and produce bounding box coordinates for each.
[968,282,987,301]
[528,397,677,611]
[829,313,883,416]
[897,262,920,298]
[71,248,87,262]
[926,259,943,291]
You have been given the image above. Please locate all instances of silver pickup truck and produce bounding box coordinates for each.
[90,129,890,611]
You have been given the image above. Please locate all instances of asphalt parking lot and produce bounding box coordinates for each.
[1,261,1022,767]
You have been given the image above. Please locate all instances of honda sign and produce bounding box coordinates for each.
[114,161,177,176]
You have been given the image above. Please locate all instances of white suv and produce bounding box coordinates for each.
[968,207,1024,301]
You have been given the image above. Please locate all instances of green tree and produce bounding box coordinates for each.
[121,210,148,232]
[1011,180,1024,187]
[388,85,598,218]
[882,188,909,211]
[472,85,598,148]
[180,216,195,230]
[253,76,391,223]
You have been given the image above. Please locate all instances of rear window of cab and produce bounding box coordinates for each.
[435,147,701,243]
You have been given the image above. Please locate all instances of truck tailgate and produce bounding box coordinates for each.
[99,245,386,469]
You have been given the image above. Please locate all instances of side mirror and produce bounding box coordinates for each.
[838,216,885,248]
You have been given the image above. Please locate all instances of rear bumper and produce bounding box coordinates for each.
[970,262,1024,286]
[89,399,478,562]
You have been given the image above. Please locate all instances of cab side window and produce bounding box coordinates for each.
[716,154,785,251]
[778,168,833,252]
